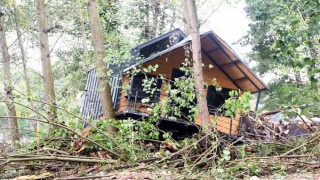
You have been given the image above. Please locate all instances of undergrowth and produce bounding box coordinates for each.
[35,117,320,178]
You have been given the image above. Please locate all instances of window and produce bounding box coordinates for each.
[206,86,231,114]
[130,73,162,103]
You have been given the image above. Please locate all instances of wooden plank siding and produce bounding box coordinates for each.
[195,114,241,135]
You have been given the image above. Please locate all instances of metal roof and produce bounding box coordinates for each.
[86,28,187,75]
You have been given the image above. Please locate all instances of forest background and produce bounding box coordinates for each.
[0,0,319,178]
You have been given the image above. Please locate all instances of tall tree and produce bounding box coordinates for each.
[13,0,38,132]
[0,3,20,144]
[185,0,211,132]
[87,0,115,119]
[36,0,57,124]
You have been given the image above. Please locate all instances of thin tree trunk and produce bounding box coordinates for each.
[183,0,192,35]
[87,0,115,121]
[79,10,90,70]
[13,1,38,132]
[145,2,151,39]
[186,0,211,133]
[158,0,167,34]
[36,0,57,125]
[151,0,160,38]
[0,6,20,144]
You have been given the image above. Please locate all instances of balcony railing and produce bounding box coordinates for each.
[115,90,240,135]
[115,90,223,118]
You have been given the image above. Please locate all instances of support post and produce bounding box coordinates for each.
[255,91,261,111]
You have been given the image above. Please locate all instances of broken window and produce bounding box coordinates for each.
[206,86,231,114]
[130,73,162,103]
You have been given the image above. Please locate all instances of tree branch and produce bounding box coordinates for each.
[0,116,124,160]
[0,155,116,164]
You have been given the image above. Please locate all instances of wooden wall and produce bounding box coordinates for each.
[142,46,238,89]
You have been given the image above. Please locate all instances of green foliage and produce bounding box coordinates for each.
[38,116,173,162]
[223,90,251,119]
[242,0,320,116]
[263,81,320,117]
[150,58,198,122]
[54,47,87,93]
[98,0,119,34]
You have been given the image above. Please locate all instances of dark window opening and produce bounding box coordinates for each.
[206,86,232,114]
[130,73,162,103]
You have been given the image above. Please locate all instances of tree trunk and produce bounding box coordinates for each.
[79,10,90,71]
[13,1,38,132]
[87,0,115,121]
[0,6,20,144]
[151,0,160,38]
[145,2,151,39]
[36,0,57,125]
[183,0,192,35]
[185,0,211,133]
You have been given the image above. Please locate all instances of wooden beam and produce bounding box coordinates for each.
[220,60,239,68]
[202,49,241,89]
[207,47,219,54]
[208,35,260,91]
[234,77,247,81]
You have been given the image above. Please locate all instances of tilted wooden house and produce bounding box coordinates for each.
[81,29,268,136]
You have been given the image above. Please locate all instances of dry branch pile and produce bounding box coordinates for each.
[1,111,320,179]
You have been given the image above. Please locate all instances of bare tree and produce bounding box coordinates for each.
[36,0,57,124]
[87,0,115,120]
[185,0,211,133]
[0,4,20,144]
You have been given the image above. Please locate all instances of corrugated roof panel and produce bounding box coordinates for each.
[80,68,121,120]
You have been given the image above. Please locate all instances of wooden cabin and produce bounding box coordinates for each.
[81,29,268,136]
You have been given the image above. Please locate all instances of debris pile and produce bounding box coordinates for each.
[240,110,320,140]
[1,110,319,179]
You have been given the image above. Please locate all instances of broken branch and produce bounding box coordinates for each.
[0,155,116,164]
[0,116,124,160]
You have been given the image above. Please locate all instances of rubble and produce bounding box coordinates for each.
[241,110,319,140]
